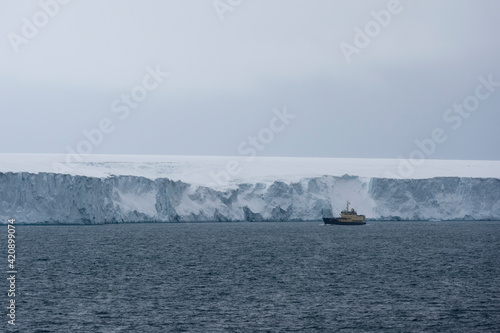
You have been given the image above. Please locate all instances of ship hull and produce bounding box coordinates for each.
[323,218,366,225]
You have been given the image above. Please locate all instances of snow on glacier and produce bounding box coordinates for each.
[0,154,499,223]
[2,154,500,186]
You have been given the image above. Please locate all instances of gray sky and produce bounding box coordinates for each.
[1,0,499,160]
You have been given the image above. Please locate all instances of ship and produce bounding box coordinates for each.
[323,201,366,225]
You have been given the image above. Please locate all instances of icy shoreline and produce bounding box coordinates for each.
[1,171,499,224]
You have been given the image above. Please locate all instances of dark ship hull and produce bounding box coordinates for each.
[323,217,366,225]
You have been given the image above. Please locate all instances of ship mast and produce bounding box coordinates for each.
[346,201,350,211]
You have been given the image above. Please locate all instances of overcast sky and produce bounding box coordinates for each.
[1,0,499,160]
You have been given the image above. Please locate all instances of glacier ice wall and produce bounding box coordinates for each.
[0,172,499,224]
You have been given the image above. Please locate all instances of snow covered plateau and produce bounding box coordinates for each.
[1,154,499,224]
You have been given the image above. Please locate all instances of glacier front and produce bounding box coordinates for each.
[1,171,499,224]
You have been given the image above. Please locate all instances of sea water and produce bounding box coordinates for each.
[6,221,500,332]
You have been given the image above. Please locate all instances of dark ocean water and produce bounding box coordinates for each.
[4,221,500,332]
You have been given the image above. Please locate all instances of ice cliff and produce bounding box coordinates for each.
[1,172,499,224]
